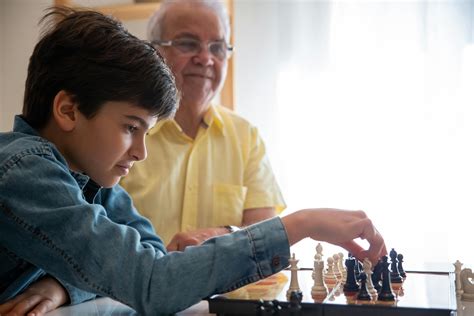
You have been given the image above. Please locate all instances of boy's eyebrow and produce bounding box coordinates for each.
[124,115,151,131]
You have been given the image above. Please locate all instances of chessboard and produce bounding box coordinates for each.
[208,270,456,315]
[208,247,457,316]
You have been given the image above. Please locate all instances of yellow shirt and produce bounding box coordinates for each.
[121,105,285,244]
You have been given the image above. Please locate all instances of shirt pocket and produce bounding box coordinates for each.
[212,184,248,226]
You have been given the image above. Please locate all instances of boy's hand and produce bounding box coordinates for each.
[0,276,68,316]
[281,208,387,264]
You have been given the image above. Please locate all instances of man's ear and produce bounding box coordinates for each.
[52,90,79,132]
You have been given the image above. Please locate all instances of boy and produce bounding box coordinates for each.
[0,7,386,316]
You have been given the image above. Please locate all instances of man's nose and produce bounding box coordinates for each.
[192,46,215,66]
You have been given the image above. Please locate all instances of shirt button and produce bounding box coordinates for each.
[272,256,280,267]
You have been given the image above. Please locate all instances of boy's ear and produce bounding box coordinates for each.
[52,90,79,132]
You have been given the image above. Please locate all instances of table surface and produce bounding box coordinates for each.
[46,297,213,315]
[45,277,474,316]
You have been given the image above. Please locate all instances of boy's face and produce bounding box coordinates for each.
[67,101,157,188]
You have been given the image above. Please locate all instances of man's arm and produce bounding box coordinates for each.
[166,207,276,251]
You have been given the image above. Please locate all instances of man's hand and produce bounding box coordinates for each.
[281,208,387,264]
[0,276,68,316]
[166,227,230,251]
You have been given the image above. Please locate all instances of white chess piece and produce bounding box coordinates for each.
[316,243,323,258]
[332,254,342,279]
[338,252,347,282]
[461,268,474,301]
[454,260,464,296]
[324,256,337,285]
[287,253,302,300]
[363,257,377,298]
[312,257,328,297]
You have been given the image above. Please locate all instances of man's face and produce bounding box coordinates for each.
[67,102,157,188]
[158,4,228,107]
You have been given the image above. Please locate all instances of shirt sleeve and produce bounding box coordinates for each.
[243,126,286,213]
[0,153,290,315]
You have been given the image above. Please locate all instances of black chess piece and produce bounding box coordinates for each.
[289,291,302,316]
[343,257,360,293]
[356,272,372,301]
[378,255,395,301]
[389,248,403,284]
[397,253,407,278]
[371,259,383,292]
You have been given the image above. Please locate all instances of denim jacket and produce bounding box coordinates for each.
[0,116,290,315]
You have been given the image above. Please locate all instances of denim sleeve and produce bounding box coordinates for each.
[0,153,290,315]
[98,185,166,254]
[55,278,96,305]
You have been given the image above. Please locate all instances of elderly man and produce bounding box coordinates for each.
[121,0,285,251]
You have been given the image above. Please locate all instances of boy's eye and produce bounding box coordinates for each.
[126,125,138,133]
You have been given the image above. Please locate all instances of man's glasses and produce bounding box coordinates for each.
[152,38,234,61]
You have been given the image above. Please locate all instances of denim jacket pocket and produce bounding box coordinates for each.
[212,184,247,226]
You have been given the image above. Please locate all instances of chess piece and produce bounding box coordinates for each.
[289,291,303,315]
[397,253,406,278]
[324,257,337,285]
[461,268,474,301]
[372,259,383,292]
[378,256,395,301]
[389,248,403,284]
[343,257,360,293]
[311,258,328,298]
[316,242,323,258]
[333,253,342,279]
[338,252,347,282]
[354,259,362,281]
[362,258,377,298]
[454,260,464,296]
[287,253,303,302]
[356,273,372,301]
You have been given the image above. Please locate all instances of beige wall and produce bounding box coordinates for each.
[1,0,53,131]
[0,0,147,132]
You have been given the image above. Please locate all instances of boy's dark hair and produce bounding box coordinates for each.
[23,6,178,129]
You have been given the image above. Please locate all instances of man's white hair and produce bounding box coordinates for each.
[147,0,231,43]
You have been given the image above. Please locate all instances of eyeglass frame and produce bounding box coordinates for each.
[151,38,234,60]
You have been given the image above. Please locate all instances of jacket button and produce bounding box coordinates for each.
[272,256,280,267]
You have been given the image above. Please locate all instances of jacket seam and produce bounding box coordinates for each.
[0,201,118,300]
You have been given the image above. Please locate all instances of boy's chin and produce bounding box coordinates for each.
[95,177,121,188]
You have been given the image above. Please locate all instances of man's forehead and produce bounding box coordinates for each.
[163,4,225,37]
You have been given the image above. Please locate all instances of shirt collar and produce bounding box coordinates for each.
[149,104,224,136]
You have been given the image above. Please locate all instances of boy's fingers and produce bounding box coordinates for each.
[7,294,42,316]
[27,299,54,316]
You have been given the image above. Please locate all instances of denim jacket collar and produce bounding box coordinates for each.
[12,115,92,191]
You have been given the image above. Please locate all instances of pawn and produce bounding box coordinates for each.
[343,257,360,293]
[378,256,395,301]
[333,254,342,279]
[338,252,347,281]
[356,272,372,301]
[397,253,407,278]
[324,257,337,285]
[389,249,403,284]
